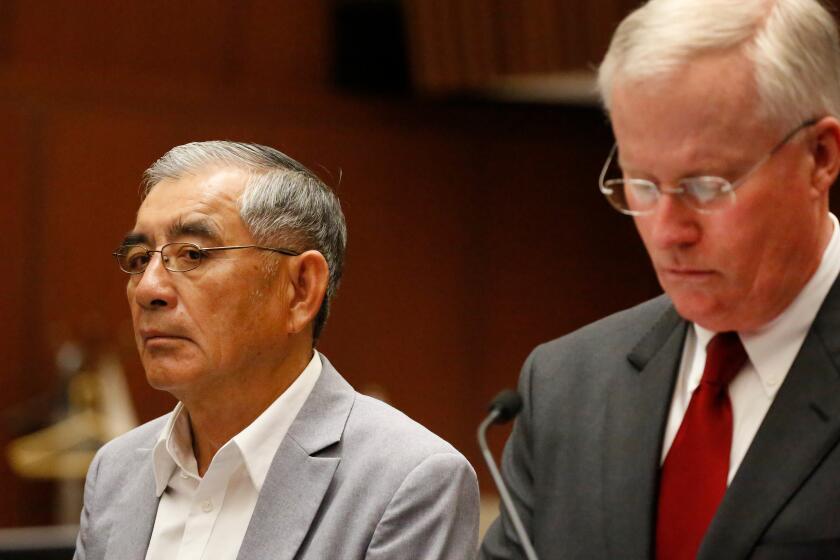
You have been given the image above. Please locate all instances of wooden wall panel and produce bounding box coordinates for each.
[236,1,332,91]
[0,109,55,526]
[405,0,641,93]
[9,2,237,85]
[0,110,31,406]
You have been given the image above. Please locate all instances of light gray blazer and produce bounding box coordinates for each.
[481,276,840,559]
[75,355,479,559]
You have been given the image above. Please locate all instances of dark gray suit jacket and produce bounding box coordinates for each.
[75,355,480,559]
[481,277,840,560]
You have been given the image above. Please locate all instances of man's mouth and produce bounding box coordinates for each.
[659,267,716,280]
[139,329,189,342]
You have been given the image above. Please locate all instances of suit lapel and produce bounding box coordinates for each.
[602,304,686,559]
[700,279,840,560]
[237,355,353,560]
[105,448,159,560]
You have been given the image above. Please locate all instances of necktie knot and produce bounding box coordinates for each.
[702,331,747,389]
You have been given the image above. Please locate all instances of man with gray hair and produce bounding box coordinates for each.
[481,0,840,558]
[75,141,479,559]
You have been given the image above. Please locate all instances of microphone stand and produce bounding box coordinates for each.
[478,398,540,560]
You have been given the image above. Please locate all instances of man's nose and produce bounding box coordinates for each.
[645,191,702,249]
[132,253,177,310]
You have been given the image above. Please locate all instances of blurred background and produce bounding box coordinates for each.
[1,0,839,549]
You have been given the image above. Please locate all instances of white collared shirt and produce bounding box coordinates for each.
[144,352,322,560]
[661,213,840,483]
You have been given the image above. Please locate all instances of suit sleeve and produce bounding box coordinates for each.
[74,447,104,560]
[479,349,539,560]
[365,452,480,560]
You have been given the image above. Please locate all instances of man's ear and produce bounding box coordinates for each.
[811,116,840,196]
[284,250,329,335]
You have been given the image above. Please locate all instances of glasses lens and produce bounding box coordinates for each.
[164,243,204,272]
[602,179,659,214]
[624,180,660,212]
[118,245,151,274]
[681,177,734,211]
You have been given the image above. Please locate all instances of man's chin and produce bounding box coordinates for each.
[669,293,729,330]
[142,359,204,393]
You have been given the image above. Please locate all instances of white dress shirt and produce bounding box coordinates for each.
[661,213,840,483]
[144,352,322,560]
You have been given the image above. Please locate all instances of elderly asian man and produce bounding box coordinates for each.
[74,142,479,560]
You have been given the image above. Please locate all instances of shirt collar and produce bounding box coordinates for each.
[150,352,323,496]
[151,402,198,496]
[692,212,840,397]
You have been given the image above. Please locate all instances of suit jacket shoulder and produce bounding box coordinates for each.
[521,294,678,423]
[344,391,464,462]
[530,293,674,378]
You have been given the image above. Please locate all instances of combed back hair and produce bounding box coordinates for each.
[598,0,840,129]
[142,141,347,341]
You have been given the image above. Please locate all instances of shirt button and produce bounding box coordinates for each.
[201,500,214,513]
[180,472,190,479]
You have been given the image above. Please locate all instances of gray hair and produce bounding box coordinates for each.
[142,141,347,341]
[598,0,840,128]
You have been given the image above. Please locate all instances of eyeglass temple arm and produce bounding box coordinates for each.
[201,245,301,257]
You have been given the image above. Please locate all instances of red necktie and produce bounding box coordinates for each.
[656,331,748,559]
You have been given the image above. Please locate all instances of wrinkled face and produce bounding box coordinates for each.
[609,52,829,332]
[125,168,290,398]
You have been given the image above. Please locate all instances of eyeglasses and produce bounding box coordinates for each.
[598,118,817,216]
[112,242,300,274]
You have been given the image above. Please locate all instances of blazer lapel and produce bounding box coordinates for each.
[237,355,353,560]
[700,279,840,560]
[602,304,687,559]
[105,448,159,560]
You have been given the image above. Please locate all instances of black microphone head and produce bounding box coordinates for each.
[489,390,523,424]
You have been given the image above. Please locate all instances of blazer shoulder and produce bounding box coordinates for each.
[531,294,674,368]
[344,394,463,462]
[518,295,678,404]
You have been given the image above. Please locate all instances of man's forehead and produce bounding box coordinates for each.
[609,54,773,171]
[141,167,248,209]
[127,167,249,245]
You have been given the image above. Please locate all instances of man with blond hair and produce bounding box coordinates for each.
[481,0,840,558]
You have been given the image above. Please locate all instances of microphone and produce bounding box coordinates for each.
[478,390,539,560]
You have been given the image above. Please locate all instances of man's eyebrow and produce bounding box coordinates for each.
[120,232,149,247]
[168,218,222,243]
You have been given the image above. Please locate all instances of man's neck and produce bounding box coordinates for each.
[181,343,314,476]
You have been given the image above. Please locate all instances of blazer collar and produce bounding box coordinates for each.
[236,353,354,560]
[602,301,687,559]
[627,302,685,371]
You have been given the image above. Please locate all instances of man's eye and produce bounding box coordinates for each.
[685,178,728,203]
[173,245,209,263]
[127,253,150,271]
[185,249,203,261]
